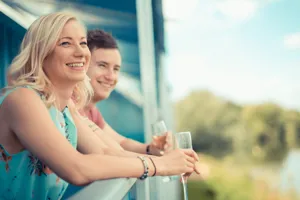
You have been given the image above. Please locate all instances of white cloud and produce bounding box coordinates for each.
[162,0,199,21]
[163,0,300,109]
[216,0,258,21]
[166,53,300,109]
[163,0,260,22]
[164,0,278,32]
[284,33,300,49]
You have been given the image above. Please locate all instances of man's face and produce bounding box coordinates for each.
[87,48,121,101]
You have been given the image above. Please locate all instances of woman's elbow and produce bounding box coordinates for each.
[66,170,91,186]
[63,160,92,186]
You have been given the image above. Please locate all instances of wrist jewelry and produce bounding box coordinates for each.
[146,145,151,155]
[137,156,149,180]
[148,157,157,176]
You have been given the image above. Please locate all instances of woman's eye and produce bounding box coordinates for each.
[60,41,70,46]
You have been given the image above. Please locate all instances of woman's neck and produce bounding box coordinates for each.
[52,85,74,111]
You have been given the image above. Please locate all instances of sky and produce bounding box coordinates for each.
[163,0,300,109]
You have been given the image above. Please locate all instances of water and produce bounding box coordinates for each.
[279,150,300,195]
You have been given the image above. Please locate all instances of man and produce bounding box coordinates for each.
[82,29,171,156]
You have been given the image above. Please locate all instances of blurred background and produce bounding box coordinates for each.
[1,0,300,199]
[165,0,300,199]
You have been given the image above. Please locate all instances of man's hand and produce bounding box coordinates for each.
[149,131,173,156]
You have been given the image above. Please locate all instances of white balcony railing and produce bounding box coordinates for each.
[66,178,137,200]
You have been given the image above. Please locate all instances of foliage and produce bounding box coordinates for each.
[175,90,300,161]
[186,155,298,200]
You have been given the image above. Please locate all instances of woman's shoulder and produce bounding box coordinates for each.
[0,87,46,115]
[1,86,40,103]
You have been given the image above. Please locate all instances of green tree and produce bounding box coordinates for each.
[283,110,300,149]
[175,89,300,162]
[175,90,242,157]
[242,103,286,161]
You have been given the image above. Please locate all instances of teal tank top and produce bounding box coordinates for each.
[0,87,78,200]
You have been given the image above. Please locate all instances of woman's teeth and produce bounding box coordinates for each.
[67,63,84,68]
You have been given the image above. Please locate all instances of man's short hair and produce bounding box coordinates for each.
[87,29,118,51]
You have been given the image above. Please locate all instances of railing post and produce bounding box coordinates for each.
[136,0,159,199]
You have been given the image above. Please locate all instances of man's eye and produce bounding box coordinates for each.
[98,64,106,68]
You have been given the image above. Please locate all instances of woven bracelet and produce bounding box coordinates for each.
[137,156,149,180]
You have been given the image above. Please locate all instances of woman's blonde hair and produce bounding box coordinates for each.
[6,12,93,109]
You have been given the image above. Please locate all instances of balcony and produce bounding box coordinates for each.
[64,178,137,200]
[0,0,179,199]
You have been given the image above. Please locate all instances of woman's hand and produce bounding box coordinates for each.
[180,150,201,182]
[181,161,202,182]
[151,149,198,176]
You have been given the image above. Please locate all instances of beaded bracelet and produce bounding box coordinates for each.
[137,156,149,180]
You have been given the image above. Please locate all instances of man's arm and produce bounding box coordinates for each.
[102,122,168,155]
[73,109,150,157]
[74,108,201,175]
[69,104,128,156]
[101,122,147,153]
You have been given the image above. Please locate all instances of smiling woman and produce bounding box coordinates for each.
[6,12,93,110]
[0,12,93,200]
[0,11,199,200]
[43,20,90,84]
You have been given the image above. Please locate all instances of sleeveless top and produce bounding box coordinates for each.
[0,87,77,200]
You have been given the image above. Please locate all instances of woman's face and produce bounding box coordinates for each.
[43,19,91,86]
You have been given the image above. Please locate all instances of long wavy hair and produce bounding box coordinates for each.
[5,12,93,110]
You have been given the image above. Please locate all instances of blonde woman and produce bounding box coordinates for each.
[0,12,198,200]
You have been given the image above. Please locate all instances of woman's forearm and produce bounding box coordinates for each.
[76,154,156,185]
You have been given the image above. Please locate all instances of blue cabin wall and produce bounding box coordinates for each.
[0,12,25,88]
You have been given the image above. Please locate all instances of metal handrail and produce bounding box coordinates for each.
[67,178,137,200]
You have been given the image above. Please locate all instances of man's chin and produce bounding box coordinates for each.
[93,92,111,102]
